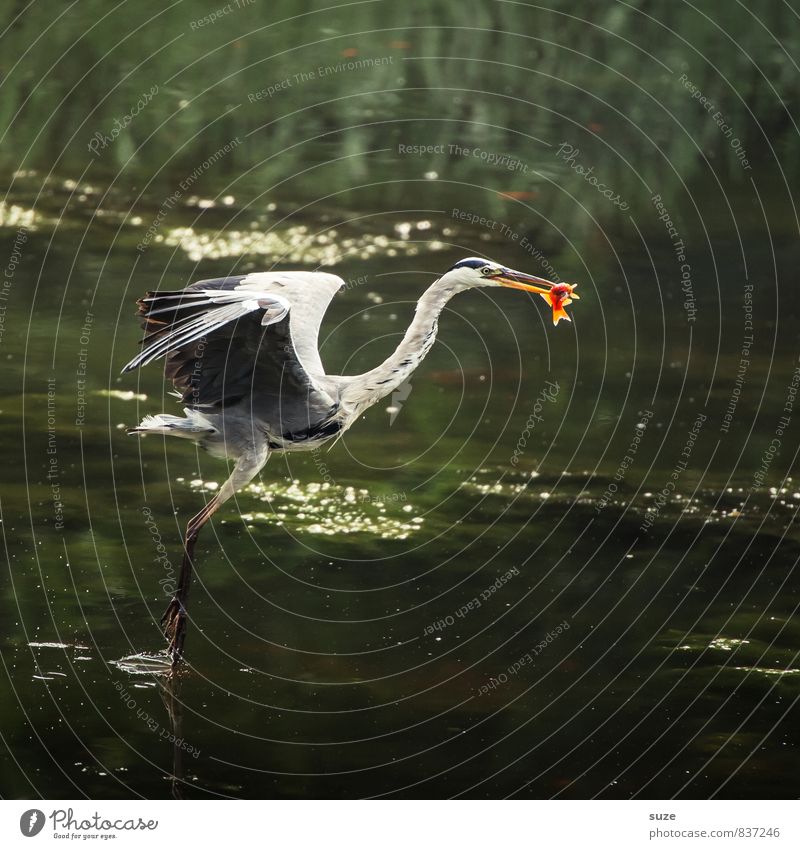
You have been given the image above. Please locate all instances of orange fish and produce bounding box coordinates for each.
[541,283,579,325]
[495,271,579,325]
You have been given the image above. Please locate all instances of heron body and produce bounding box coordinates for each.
[123,258,578,665]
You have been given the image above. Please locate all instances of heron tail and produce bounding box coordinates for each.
[128,409,217,439]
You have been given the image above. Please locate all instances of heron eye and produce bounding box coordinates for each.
[481,266,493,276]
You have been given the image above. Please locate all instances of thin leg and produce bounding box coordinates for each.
[162,499,217,666]
[162,446,269,669]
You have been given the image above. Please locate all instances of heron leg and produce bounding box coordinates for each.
[162,499,217,666]
[162,445,269,668]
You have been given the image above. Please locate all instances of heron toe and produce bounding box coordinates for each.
[162,597,188,667]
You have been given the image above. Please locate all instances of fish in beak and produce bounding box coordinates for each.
[496,269,580,325]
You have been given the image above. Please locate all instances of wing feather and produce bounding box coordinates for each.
[121,290,290,371]
[122,271,344,420]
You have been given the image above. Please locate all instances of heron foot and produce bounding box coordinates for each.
[161,596,188,668]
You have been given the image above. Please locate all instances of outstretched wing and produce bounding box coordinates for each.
[122,271,343,420]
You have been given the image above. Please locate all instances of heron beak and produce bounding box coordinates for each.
[496,268,580,325]
[495,268,555,295]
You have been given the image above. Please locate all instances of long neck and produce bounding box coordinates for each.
[338,276,466,413]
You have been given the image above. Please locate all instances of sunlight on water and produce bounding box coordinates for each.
[666,635,799,680]
[27,642,94,682]
[187,477,424,539]
[707,637,751,651]
[158,221,448,263]
[459,469,800,528]
[732,666,800,677]
[0,201,38,229]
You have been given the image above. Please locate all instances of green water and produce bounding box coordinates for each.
[1,0,799,799]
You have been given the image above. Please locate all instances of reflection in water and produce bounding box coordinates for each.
[158,675,186,801]
[111,653,193,799]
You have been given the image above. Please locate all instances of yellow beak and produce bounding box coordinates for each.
[495,269,556,295]
[496,269,580,299]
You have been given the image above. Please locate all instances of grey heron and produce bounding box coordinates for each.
[122,257,578,666]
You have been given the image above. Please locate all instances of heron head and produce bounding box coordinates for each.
[444,257,579,325]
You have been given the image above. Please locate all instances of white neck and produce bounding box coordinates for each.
[337,275,468,414]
